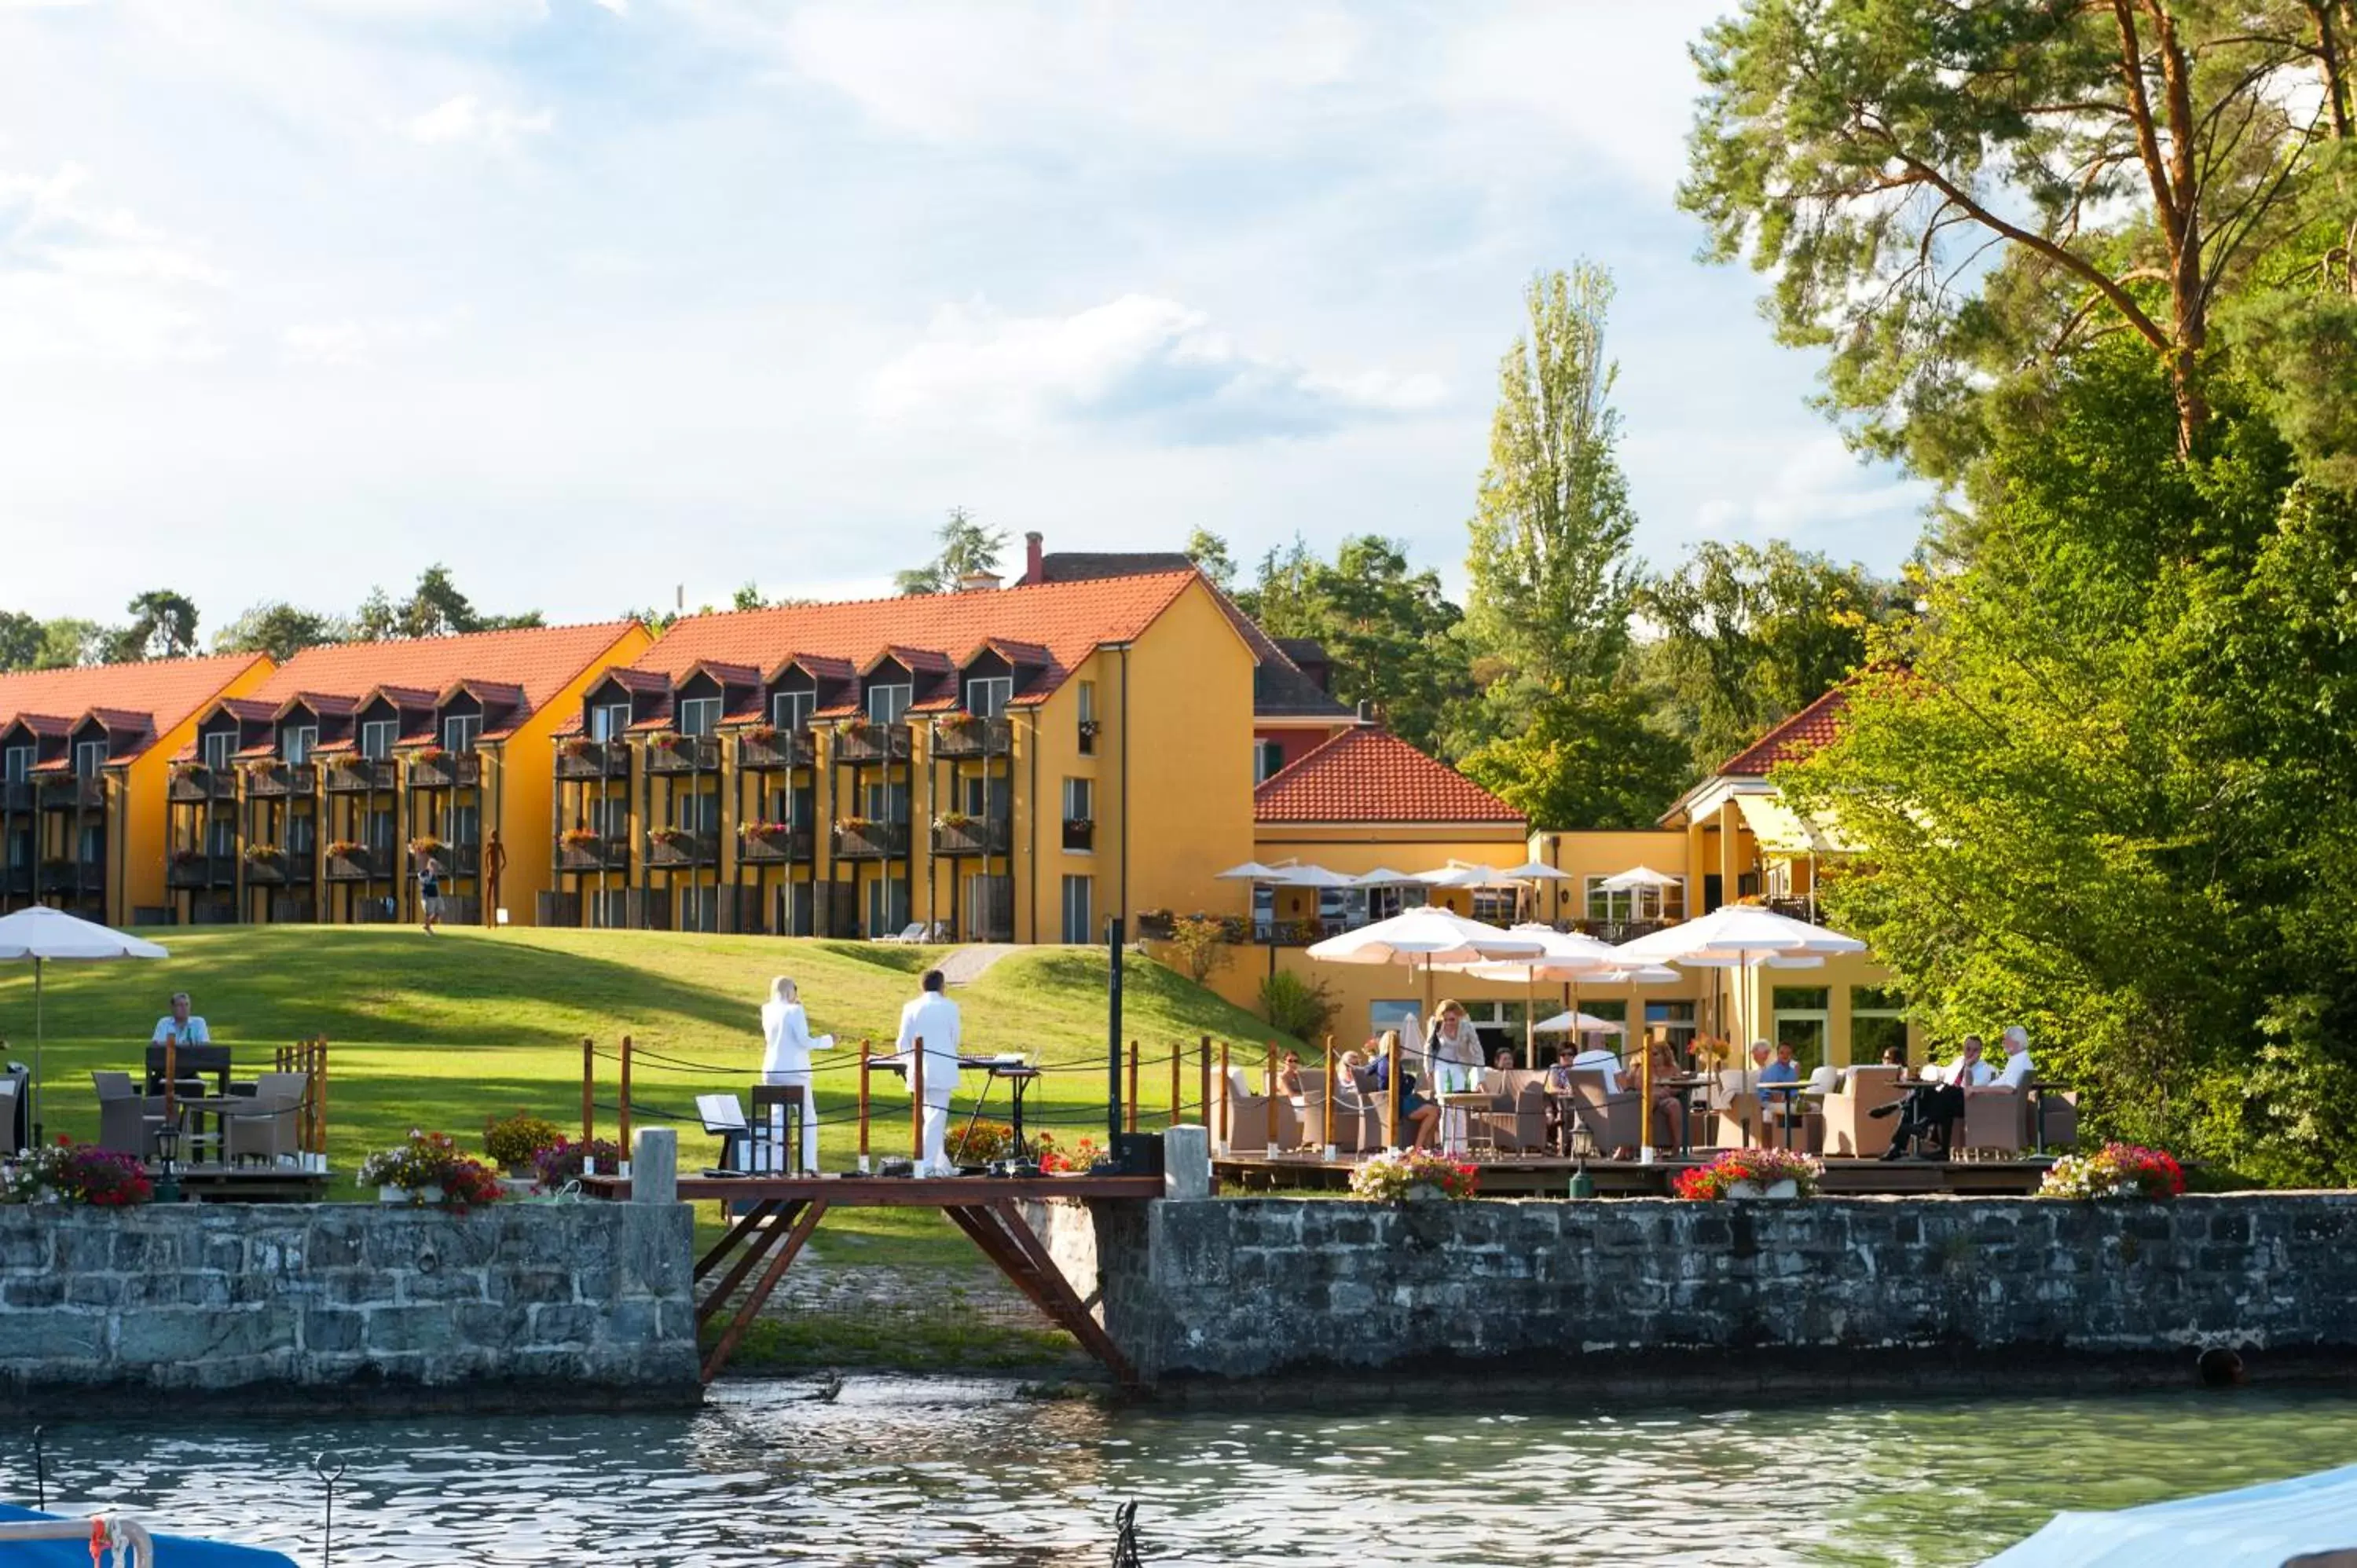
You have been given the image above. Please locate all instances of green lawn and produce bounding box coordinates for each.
[0,925,1282,1266]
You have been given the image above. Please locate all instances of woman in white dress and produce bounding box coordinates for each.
[760,976,820,1174]
[1422,998,1486,1154]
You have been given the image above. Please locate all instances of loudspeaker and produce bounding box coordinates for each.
[1111,1131,1164,1178]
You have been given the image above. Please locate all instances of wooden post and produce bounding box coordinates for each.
[856,1038,871,1168]
[1198,1035,1211,1127]
[1168,1046,1181,1130]
[1321,1033,1334,1150]
[1263,1042,1277,1150]
[581,1036,594,1145]
[618,1035,634,1156]
[163,1031,178,1130]
[1125,1042,1139,1134]
[1388,1035,1403,1150]
[910,1034,926,1171]
[1218,1039,1230,1146]
[315,1037,328,1159]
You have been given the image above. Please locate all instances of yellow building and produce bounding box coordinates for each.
[0,654,275,925]
[163,621,650,925]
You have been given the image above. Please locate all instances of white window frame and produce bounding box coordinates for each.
[1254,738,1286,784]
[442,714,483,753]
[359,720,398,761]
[590,702,629,742]
[677,697,722,738]
[1077,680,1096,724]
[1060,874,1094,945]
[285,725,317,766]
[1584,875,1686,924]
[1063,776,1092,824]
[965,676,1013,718]
[771,690,815,732]
[74,740,106,779]
[865,683,912,725]
[202,731,235,771]
[4,745,33,782]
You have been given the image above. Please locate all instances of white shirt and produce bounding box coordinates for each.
[1571,1047,1622,1096]
[152,1015,209,1046]
[1940,1057,1994,1087]
[1992,1048,2034,1090]
[894,992,964,1105]
[760,999,815,1081]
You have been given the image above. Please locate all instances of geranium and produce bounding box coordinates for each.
[1034,1132,1102,1174]
[533,1136,623,1190]
[2040,1141,2186,1200]
[559,827,605,848]
[648,826,691,845]
[1349,1148,1479,1201]
[5,1139,152,1207]
[359,1130,504,1208]
[243,843,283,863]
[742,724,780,746]
[324,839,366,859]
[644,730,684,751]
[1673,1147,1822,1200]
[558,737,599,760]
[738,820,794,840]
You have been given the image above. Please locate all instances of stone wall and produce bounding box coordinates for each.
[0,1201,699,1408]
[1031,1193,2357,1387]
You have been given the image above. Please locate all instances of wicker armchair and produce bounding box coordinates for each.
[222,1072,309,1166]
[92,1071,166,1160]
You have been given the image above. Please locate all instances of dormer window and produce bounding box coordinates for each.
[965,676,1012,718]
[2,746,28,782]
[360,720,398,760]
[443,714,483,752]
[678,696,722,737]
[74,739,106,779]
[203,731,235,770]
[866,683,911,725]
[590,701,629,742]
[286,725,317,765]
[772,691,814,732]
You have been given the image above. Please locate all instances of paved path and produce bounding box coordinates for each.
[933,943,1021,987]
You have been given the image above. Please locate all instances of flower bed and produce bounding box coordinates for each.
[1349,1148,1479,1201]
[358,1130,504,1207]
[2039,1141,2185,1200]
[1673,1147,1822,1200]
[3,1140,153,1207]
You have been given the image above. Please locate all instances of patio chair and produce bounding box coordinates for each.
[1959,1087,2029,1158]
[1299,1070,1384,1153]
[0,1062,24,1152]
[1820,1064,1908,1157]
[1569,1070,1644,1156]
[697,1093,751,1172]
[1483,1069,1550,1154]
[0,1082,16,1157]
[1219,1066,1274,1155]
[92,1071,166,1161]
[2035,1088,2080,1151]
[222,1072,307,1166]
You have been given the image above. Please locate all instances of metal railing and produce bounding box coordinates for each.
[931,716,1012,757]
[931,817,1011,856]
[738,731,816,770]
[322,760,397,793]
[555,741,631,779]
[830,820,911,859]
[167,768,236,803]
[738,826,815,863]
[646,736,722,773]
[556,835,631,872]
[405,752,482,789]
[834,723,911,764]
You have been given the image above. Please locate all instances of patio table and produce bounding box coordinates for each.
[1438,1092,1501,1159]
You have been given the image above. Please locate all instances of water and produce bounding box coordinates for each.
[9,1379,2355,1566]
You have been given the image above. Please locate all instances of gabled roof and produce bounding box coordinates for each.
[768,653,856,684]
[0,654,268,763]
[1,713,71,740]
[634,573,1204,708]
[1032,551,1195,584]
[246,621,641,720]
[592,666,672,696]
[863,646,952,676]
[682,660,761,690]
[1716,686,1851,778]
[204,698,279,726]
[1253,728,1524,826]
[278,691,357,720]
[367,684,440,710]
[79,707,154,734]
[444,677,526,709]
[971,636,1052,667]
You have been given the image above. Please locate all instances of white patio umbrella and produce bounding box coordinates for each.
[1415,863,1526,889]
[1600,864,1682,922]
[1501,857,1576,920]
[1534,1009,1624,1035]
[1438,923,1627,1068]
[1270,864,1358,888]
[1214,861,1286,881]
[1614,903,1864,1046]
[1349,867,1422,886]
[0,906,170,1144]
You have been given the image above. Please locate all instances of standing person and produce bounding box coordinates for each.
[151,992,210,1047]
[483,830,508,927]
[417,852,444,936]
[760,976,823,1174]
[1422,999,1483,1092]
[894,969,964,1175]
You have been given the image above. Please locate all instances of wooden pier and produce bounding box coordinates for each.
[1213,1154,2053,1196]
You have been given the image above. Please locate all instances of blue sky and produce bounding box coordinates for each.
[0,0,1930,628]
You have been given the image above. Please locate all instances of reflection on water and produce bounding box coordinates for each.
[3,1379,2354,1566]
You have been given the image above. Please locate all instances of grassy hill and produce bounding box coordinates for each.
[0,926,1283,1266]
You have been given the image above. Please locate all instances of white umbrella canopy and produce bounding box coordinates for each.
[1533,1009,1626,1035]
[1415,863,1526,889]
[1269,864,1358,889]
[1600,865,1681,891]
[1501,859,1576,882]
[1612,903,1864,1045]
[1349,867,1423,888]
[0,907,170,1145]
[1214,861,1286,881]
[1436,925,1633,1068]
[1307,907,1546,967]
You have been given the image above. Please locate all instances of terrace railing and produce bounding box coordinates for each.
[323,760,397,793]
[242,850,291,885]
[931,716,1012,759]
[555,741,631,780]
[38,776,104,810]
[166,854,236,890]
[324,846,381,881]
[244,764,315,797]
[738,826,815,864]
[737,731,817,771]
[831,820,910,859]
[556,834,631,873]
[405,752,482,789]
[647,830,717,867]
[167,768,237,804]
[834,724,911,764]
[930,817,1010,857]
[646,737,722,774]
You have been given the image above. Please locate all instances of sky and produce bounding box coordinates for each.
[0,0,1932,631]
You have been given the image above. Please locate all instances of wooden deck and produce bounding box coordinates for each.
[1214,1154,2053,1196]
[171,1167,335,1203]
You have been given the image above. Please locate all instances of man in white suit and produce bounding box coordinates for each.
[895,969,964,1175]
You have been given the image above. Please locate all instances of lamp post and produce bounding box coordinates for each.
[153,1123,182,1204]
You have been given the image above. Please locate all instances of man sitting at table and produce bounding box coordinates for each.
[1878,1035,1989,1160]
[1570,1034,1623,1094]
[152,992,210,1048]
[1756,1041,1801,1146]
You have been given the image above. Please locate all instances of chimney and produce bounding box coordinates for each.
[957,570,1003,592]
[1024,530,1044,586]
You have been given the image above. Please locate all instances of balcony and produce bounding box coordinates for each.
[405,752,482,789]
[738,731,816,771]
[834,723,911,764]
[2,863,29,896]
[830,820,909,859]
[243,849,293,886]
[167,768,237,804]
[930,716,1011,759]
[555,740,631,780]
[647,829,717,867]
[324,846,381,881]
[645,735,721,774]
[409,840,482,877]
[166,853,236,890]
[323,760,397,793]
[738,826,814,864]
[1061,819,1094,853]
[931,816,1010,857]
[40,859,103,894]
[557,834,631,873]
[38,776,104,811]
[246,763,314,798]
[0,782,28,812]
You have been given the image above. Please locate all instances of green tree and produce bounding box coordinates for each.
[112,590,200,661]
[731,581,769,612]
[1183,527,1237,591]
[357,566,543,640]
[1681,0,2348,464]
[0,610,41,671]
[1457,688,1690,834]
[214,603,350,661]
[894,507,1007,595]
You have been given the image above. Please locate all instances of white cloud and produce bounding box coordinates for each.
[588,0,626,13]
[1691,434,1932,549]
[0,162,222,363]
[404,94,553,149]
[280,313,453,367]
[867,294,1445,444]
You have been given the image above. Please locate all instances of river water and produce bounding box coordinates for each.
[9,1379,2355,1566]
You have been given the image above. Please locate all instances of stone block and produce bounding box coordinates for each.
[529,1303,601,1347]
[302,1309,368,1355]
[364,1306,464,1356]
[321,1269,399,1307]
[489,1268,577,1306]
[4,1275,66,1310]
[0,1222,53,1273]
[115,1307,295,1364]
[631,1127,679,1207]
[1162,1125,1211,1200]
[0,1310,108,1361]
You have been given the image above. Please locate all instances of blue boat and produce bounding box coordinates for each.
[0,1504,297,1566]
[1984,1462,2357,1566]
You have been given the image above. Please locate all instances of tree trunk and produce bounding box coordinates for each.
[2117,2,2211,453]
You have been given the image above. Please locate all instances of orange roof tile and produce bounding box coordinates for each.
[0,654,267,760]
[246,621,640,724]
[1716,686,1851,777]
[1252,728,1525,825]
[635,573,1202,705]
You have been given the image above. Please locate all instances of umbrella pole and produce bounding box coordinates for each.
[30,957,41,1149]
[1523,973,1535,1071]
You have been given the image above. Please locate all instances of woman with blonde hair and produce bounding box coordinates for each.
[760,976,821,1174]
[1368,1029,1442,1151]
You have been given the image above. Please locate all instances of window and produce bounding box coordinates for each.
[1644,1000,1698,1054]
[450,802,481,847]
[588,796,626,837]
[1317,886,1368,935]
[359,720,397,760]
[78,823,104,863]
[772,690,814,732]
[962,775,1009,818]
[368,808,398,853]
[679,791,720,833]
[285,725,317,766]
[965,676,1012,718]
[288,814,317,857]
[206,818,236,857]
[74,740,106,779]
[1851,985,1909,1065]
[864,780,911,823]
[1,746,27,782]
[590,702,629,742]
[443,714,482,753]
[1584,875,1687,925]
[1061,777,1093,852]
[866,683,911,725]
[1252,883,1275,936]
[1772,986,1831,1074]
[1060,874,1094,944]
[1470,888,1517,925]
[1254,738,1285,783]
[678,697,722,738]
[1077,680,1097,755]
[867,876,911,938]
[203,731,234,771]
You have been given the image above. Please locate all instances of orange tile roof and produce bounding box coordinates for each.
[0,654,267,760]
[245,621,640,722]
[1717,686,1851,777]
[634,573,1202,705]
[1253,728,1525,825]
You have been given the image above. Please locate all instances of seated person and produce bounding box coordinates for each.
[1544,1044,1580,1149]
[1991,1025,2035,1087]
[1879,1035,1989,1159]
[1635,1033,1686,1151]
[1756,1041,1802,1145]
[1571,1035,1624,1094]
[1879,1046,1904,1067]
[1364,1030,1441,1150]
[1492,1048,1516,1075]
[1274,1051,1305,1097]
[152,991,210,1048]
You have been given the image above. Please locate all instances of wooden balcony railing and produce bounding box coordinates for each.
[38,776,104,810]
[930,716,1011,759]
[737,731,816,771]
[324,847,381,881]
[830,820,909,859]
[738,826,815,864]
[405,753,482,789]
[411,841,482,877]
[39,859,104,893]
[1,863,31,896]
[322,760,397,793]
[166,854,236,889]
[834,724,911,764]
[555,741,631,780]
[243,850,292,886]
[647,830,717,867]
[645,736,721,774]
[930,817,1010,857]
[167,768,237,804]
[556,835,631,872]
[1061,819,1094,853]
[244,764,315,798]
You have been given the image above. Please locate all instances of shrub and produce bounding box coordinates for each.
[4,1140,153,1207]
[359,1130,504,1207]
[1034,1132,1102,1174]
[483,1112,565,1171]
[1166,914,1230,985]
[946,1120,1017,1166]
[1256,969,1334,1042]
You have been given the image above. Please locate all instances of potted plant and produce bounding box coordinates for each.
[170,760,206,782]
[559,826,604,848]
[408,835,445,856]
[324,838,367,860]
[738,819,791,842]
[644,729,684,752]
[1349,1149,1479,1203]
[1034,1132,1102,1174]
[1076,719,1101,741]
[532,1135,623,1190]
[558,736,599,760]
[742,724,779,746]
[482,1112,566,1178]
[648,826,690,847]
[413,744,449,763]
[934,811,975,830]
[2039,1142,2185,1200]
[838,814,875,831]
[3,1139,152,1207]
[358,1130,503,1207]
[1673,1147,1822,1200]
[243,843,282,863]
[945,1120,1017,1168]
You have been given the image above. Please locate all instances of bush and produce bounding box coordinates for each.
[2039,1142,2186,1200]
[483,1112,565,1171]
[4,1140,153,1207]
[1349,1149,1479,1201]
[1166,915,1230,985]
[1256,969,1333,1042]
[1673,1148,1822,1200]
[947,1120,1017,1166]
